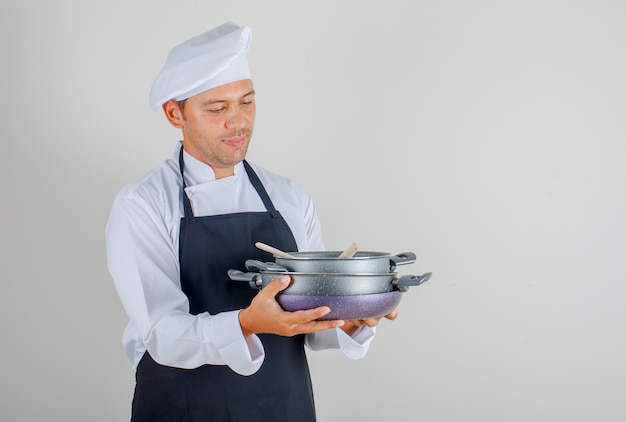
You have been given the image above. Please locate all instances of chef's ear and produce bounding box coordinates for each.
[162,99,184,129]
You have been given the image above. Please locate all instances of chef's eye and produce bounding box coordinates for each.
[241,100,253,107]
[209,107,226,113]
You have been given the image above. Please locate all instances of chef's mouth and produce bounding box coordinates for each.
[222,134,247,146]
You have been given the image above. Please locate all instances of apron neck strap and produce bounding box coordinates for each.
[179,146,196,222]
[178,146,280,219]
[243,160,280,218]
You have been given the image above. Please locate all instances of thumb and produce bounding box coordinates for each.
[262,275,291,298]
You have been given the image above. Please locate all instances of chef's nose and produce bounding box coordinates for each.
[225,108,245,130]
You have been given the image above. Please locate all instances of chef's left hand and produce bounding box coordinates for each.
[339,309,398,336]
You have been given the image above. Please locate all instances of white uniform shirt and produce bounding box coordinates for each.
[106,143,375,375]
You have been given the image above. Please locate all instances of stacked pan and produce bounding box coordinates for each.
[228,250,432,320]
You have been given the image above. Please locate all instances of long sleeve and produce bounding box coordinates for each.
[106,184,264,375]
[306,326,376,359]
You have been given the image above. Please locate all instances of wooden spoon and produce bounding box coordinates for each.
[255,242,297,259]
[337,242,360,259]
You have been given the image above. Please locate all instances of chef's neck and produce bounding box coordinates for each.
[211,165,235,179]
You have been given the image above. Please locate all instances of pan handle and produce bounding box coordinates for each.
[245,259,289,273]
[228,269,263,289]
[389,252,417,271]
[392,272,432,292]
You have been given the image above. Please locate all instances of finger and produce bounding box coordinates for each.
[289,306,332,324]
[280,308,344,335]
[260,276,291,298]
[306,319,344,332]
[384,309,399,320]
[359,318,380,327]
[298,313,345,332]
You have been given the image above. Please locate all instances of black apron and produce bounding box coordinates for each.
[130,148,316,422]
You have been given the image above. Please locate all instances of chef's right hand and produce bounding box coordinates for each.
[238,275,344,338]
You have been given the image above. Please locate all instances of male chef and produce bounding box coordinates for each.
[106,22,397,421]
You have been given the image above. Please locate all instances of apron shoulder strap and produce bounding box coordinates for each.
[178,146,196,223]
[243,160,281,218]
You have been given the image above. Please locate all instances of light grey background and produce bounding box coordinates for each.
[1,1,625,421]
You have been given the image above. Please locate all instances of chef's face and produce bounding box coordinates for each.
[164,79,256,178]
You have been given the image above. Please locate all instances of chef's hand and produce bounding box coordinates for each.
[339,310,399,337]
[238,275,344,338]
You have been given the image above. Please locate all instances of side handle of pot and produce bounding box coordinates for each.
[393,272,432,292]
[245,259,289,273]
[228,269,263,290]
[389,252,417,271]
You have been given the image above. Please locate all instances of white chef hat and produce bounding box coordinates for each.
[149,22,252,111]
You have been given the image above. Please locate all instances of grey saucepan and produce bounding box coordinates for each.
[272,251,417,273]
[228,260,432,296]
[227,268,433,320]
